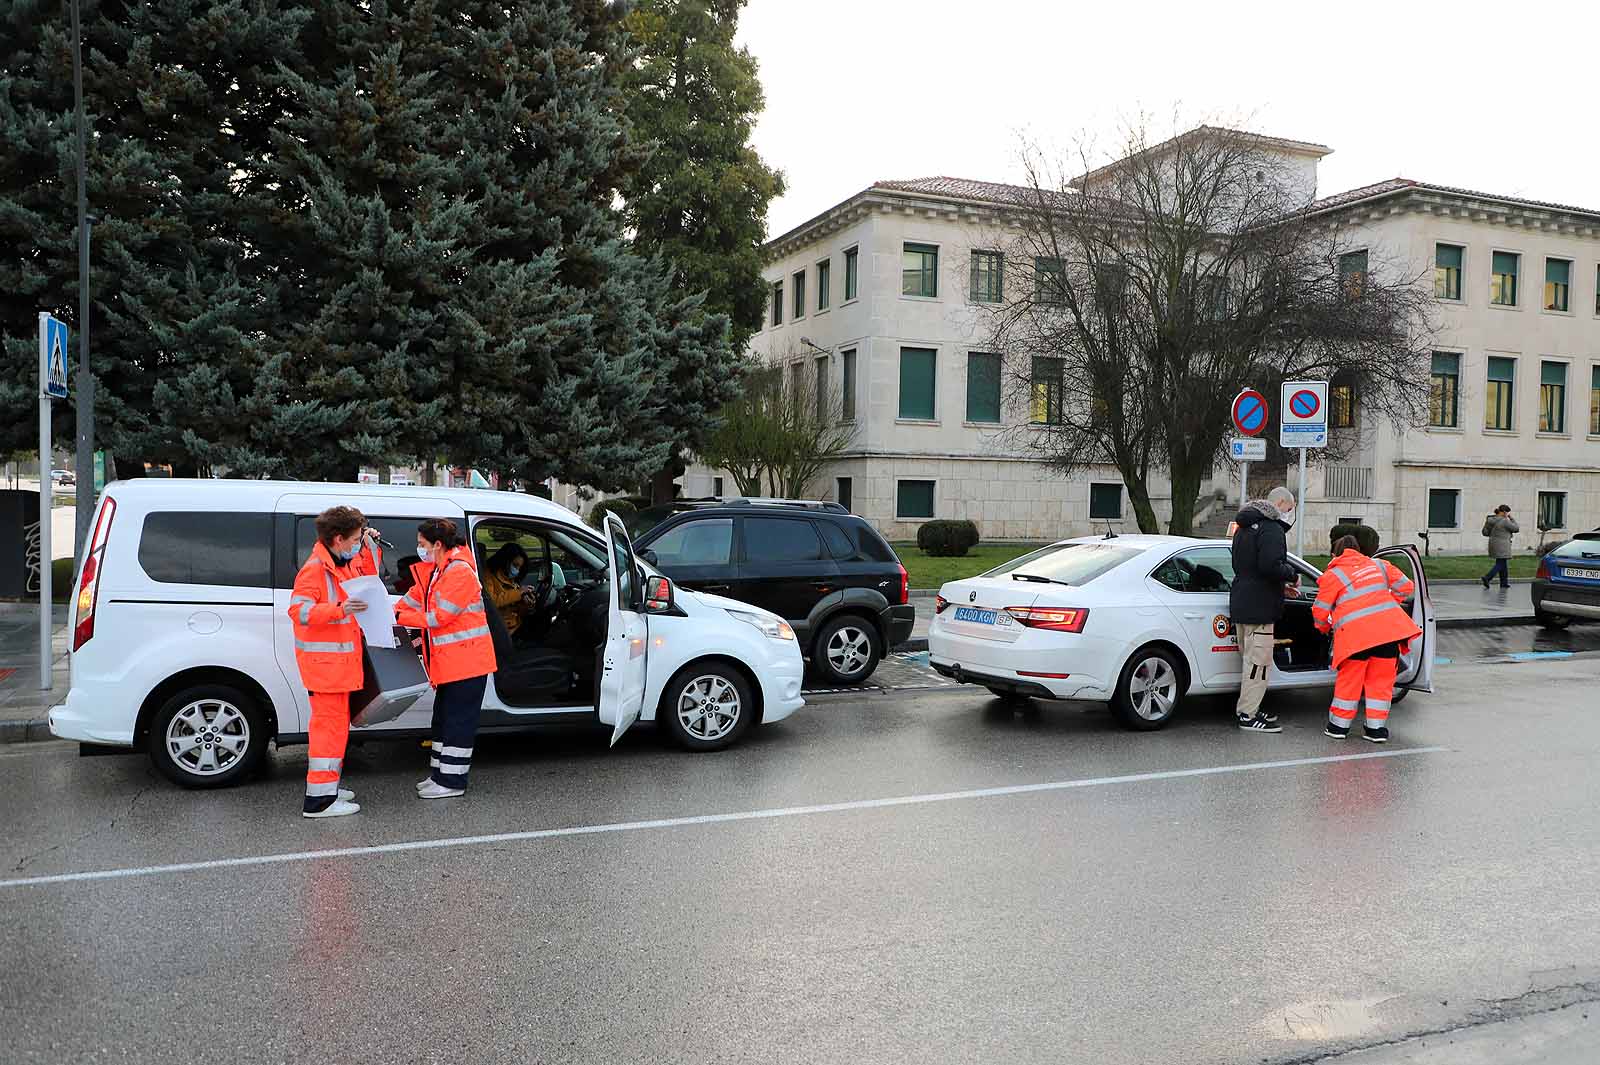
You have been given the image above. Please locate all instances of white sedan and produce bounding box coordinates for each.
[928,535,1436,729]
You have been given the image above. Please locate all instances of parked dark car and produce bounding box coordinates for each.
[1533,532,1600,628]
[635,500,913,685]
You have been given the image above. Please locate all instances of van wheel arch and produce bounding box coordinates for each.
[659,654,765,725]
[136,667,279,746]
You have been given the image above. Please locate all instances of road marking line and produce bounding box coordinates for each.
[0,747,1444,890]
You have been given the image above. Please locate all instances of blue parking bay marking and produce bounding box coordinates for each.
[1507,651,1573,661]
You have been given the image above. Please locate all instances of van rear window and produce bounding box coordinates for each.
[138,512,273,588]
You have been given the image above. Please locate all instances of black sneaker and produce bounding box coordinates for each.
[1325,722,1350,739]
[1258,710,1279,725]
[1238,714,1282,734]
[1480,577,1491,589]
[1363,726,1389,744]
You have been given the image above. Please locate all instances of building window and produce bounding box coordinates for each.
[1540,361,1568,434]
[813,355,829,422]
[792,270,806,320]
[1429,352,1460,428]
[1427,488,1460,530]
[1544,258,1571,312]
[902,242,938,298]
[816,259,831,311]
[1089,483,1123,520]
[789,361,804,410]
[970,251,1004,303]
[1592,365,1600,436]
[898,347,937,420]
[1491,251,1519,306]
[896,480,936,519]
[835,477,852,512]
[1485,356,1515,431]
[1339,249,1368,297]
[1030,356,1065,424]
[771,281,783,326]
[1330,384,1356,429]
[1434,243,1463,301]
[1035,257,1065,304]
[841,349,857,421]
[844,246,858,302]
[1538,491,1567,531]
[965,352,1002,424]
[712,476,724,497]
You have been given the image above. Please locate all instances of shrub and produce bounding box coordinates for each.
[917,519,981,557]
[588,497,637,531]
[1329,522,1379,555]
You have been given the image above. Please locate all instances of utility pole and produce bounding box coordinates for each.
[70,0,95,563]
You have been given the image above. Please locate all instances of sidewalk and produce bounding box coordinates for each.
[0,603,69,743]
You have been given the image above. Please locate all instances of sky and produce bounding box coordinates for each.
[736,0,1600,240]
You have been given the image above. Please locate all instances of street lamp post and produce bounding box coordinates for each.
[70,0,95,562]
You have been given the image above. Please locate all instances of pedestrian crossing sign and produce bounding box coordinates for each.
[38,314,68,400]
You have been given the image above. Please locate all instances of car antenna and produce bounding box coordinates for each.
[1102,519,1117,540]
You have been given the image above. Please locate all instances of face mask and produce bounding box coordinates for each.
[417,546,434,562]
[337,542,362,561]
[508,564,522,579]
[1279,508,1296,528]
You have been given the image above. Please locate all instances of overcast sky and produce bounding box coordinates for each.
[736,0,1600,240]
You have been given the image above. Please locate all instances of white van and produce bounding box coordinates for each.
[50,480,807,787]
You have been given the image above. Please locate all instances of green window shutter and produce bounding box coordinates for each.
[1435,244,1463,269]
[1542,361,1567,386]
[1431,351,1459,375]
[1427,490,1458,529]
[1546,258,1570,284]
[817,261,830,310]
[1089,483,1122,520]
[1592,365,1600,391]
[844,248,858,301]
[1487,356,1515,383]
[841,350,856,420]
[1492,251,1518,276]
[1339,250,1368,275]
[966,353,1001,423]
[898,348,936,420]
[896,480,935,519]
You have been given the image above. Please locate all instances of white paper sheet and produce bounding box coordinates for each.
[341,575,398,648]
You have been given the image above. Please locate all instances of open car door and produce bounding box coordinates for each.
[1376,544,1435,695]
[598,513,649,746]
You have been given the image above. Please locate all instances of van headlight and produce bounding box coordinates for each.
[727,609,796,641]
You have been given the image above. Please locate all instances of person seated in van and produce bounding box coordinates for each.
[483,543,538,638]
[288,505,382,819]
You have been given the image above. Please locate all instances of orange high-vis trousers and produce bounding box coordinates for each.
[305,691,351,813]
[1328,655,1397,728]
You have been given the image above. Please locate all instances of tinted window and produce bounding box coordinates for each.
[819,521,856,560]
[647,518,733,566]
[295,515,431,596]
[743,518,823,563]
[985,542,1141,586]
[1151,548,1235,593]
[610,533,639,610]
[854,523,897,563]
[140,512,272,587]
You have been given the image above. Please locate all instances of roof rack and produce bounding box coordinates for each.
[726,497,848,513]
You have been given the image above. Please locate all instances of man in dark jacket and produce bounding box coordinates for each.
[1229,486,1298,733]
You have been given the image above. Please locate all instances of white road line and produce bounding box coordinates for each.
[0,747,1444,890]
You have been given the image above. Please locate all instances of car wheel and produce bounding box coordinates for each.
[659,662,755,752]
[1111,647,1184,731]
[147,683,269,788]
[1536,609,1572,630]
[813,615,882,685]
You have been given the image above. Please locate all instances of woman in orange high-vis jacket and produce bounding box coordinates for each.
[289,506,382,818]
[1311,535,1422,743]
[396,517,497,799]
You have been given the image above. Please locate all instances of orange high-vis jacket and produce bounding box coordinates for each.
[288,540,381,693]
[397,545,497,686]
[1311,551,1421,668]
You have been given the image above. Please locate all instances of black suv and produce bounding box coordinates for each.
[635,500,913,685]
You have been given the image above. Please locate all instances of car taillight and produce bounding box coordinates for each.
[72,497,116,651]
[1005,606,1089,633]
[1536,559,1550,580]
[896,562,909,606]
[934,594,949,614]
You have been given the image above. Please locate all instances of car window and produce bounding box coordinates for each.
[1549,537,1600,560]
[295,515,430,596]
[1152,548,1235,593]
[472,519,609,589]
[853,523,898,563]
[139,512,272,588]
[819,521,856,560]
[986,542,1142,586]
[609,529,639,610]
[743,518,823,563]
[646,518,733,566]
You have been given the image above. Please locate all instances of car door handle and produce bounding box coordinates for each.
[1182,612,1205,620]
[698,584,730,593]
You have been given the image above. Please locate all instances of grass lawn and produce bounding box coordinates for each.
[1302,553,1539,581]
[894,543,1046,589]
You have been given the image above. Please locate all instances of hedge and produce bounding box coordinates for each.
[1329,522,1380,555]
[917,519,981,557]
[588,498,637,531]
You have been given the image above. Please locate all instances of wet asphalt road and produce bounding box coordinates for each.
[2,655,1598,1065]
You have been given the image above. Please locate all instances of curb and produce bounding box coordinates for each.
[894,639,929,653]
[0,718,56,744]
[1438,614,1537,629]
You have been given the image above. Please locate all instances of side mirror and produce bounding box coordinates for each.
[644,575,675,613]
[639,548,659,566]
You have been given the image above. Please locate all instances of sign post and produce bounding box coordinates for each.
[1280,380,1329,559]
[1230,388,1268,509]
[38,314,69,690]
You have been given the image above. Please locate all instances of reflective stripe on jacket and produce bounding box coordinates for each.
[288,540,381,693]
[397,545,497,685]
[1311,552,1421,668]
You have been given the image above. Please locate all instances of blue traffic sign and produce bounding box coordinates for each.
[40,315,68,400]
[1231,389,1267,437]
[1289,389,1320,419]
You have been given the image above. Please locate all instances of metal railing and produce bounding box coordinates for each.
[1323,466,1373,500]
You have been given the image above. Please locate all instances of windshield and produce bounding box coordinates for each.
[983,542,1143,586]
[1549,536,1600,560]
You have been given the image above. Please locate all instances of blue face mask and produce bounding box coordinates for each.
[417,546,434,563]
[337,542,362,561]
[508,564,522,579]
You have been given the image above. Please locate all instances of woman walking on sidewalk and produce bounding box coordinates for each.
[1481,504,1518,589]
[1312,536,1422,743]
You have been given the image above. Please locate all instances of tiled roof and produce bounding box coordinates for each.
[871,176,1078,208]
[1309,178,1600,219]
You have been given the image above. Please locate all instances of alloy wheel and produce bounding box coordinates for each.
[825,624,872,678]
[676,675,742,742]
[164,698,251,777]
[1127,657,1177,721]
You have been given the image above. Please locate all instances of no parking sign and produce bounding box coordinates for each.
[1280,381,1328,448]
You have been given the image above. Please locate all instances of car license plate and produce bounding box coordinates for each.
[1563,567,1600,580]
[953,606,998,625]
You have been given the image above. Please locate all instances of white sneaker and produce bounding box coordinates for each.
[417,777,434,792]
[338,788,355,803]
[303,799,361,819]
[417,781,465,800]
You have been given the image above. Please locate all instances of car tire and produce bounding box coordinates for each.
[812,614,883,685]
[147,683,269,789]
[1536,609,1572,630]
[658,661,755,752]
[1110,646,1185,731]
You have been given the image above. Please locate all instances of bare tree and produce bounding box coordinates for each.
[971,120,1437,534]
[696,351,856,498]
